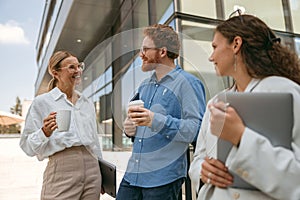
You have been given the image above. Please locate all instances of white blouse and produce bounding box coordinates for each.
[19,87,102,161]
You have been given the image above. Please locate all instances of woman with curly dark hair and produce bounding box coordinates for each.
[189,12,300,200]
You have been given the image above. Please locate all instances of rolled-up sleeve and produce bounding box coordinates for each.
[19,103,50,160]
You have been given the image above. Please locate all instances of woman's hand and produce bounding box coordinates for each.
[201,156,233,188]
[42,112,57,137]
[209,101,245,146]
[128,106,154,127]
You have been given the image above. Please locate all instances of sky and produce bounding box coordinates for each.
[0,0,45,113]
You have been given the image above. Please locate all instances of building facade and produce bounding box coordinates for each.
[35,0,300,199]
[36,0,300,151]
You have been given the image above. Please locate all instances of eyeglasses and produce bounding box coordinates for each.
[228,9,244,23]
[59,62,85,72]
[140,46,159,54]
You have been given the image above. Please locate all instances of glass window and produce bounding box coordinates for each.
[97,87,113,150]
[181,20,229,100]
[289,0,300,33]
[120,57,152,122]
[295,38,300,58]
[223,0,285,31]
[81,59,113,150]
[179,0,216,19]
[37,0,63,67]
[117,57,152,149]
[157,1,174,24]
[122,0,173,26]
[82,40,112,92]
[133,0,149,27]
[149,0,173,24]
[105,66,112,83]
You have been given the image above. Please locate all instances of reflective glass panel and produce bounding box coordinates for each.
[223,0,285,31]
[289,0,300,33]
[181,20,229,100]
[179,0,216,19]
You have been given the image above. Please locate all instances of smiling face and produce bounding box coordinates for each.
[139,36,162,72]
[209,31,236,76]
[54,56,83,90]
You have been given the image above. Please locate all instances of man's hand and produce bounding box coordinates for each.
[123,117,136,137]
[128,106,154,127]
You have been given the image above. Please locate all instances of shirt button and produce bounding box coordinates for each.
[236,168,243,176]
[135,159,139,163]
[166,136,170,139]
[139,139,142,142]
[233,192,240,199]
[242,171,249,179]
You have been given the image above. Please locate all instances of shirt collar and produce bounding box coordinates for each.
[244,78,261,92]
[150,65,182,82]
[50,87,84,101]
[230,78,261,92]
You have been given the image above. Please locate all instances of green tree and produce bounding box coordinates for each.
[10,96,22,116]
[0,97,23,133]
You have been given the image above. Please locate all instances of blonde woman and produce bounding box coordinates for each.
[20,51,103,200]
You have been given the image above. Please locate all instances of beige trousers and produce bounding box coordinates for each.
[41,146,101,200]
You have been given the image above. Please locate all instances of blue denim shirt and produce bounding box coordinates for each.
[124,65,206,187]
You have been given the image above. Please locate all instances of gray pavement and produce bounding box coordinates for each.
[0,135,131,200]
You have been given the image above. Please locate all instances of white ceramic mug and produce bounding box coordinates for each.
[56,110,71,132]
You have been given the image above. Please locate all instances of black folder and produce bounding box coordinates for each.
[99,159,117,197]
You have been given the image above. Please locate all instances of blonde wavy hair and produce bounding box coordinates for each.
[47,51,74,91]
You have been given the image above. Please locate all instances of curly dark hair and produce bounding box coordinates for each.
[216,14,300,85]
[143,24,180,59]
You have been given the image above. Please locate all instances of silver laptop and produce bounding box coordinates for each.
[216,92,293,190]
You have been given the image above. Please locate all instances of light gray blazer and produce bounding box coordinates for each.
[189,76,300,200]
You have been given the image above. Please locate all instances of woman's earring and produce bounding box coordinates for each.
[234,54,237,72]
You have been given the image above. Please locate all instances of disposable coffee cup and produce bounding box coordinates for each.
[128,100,144,126]
[56,110,71,132]
[128,100,144,108]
